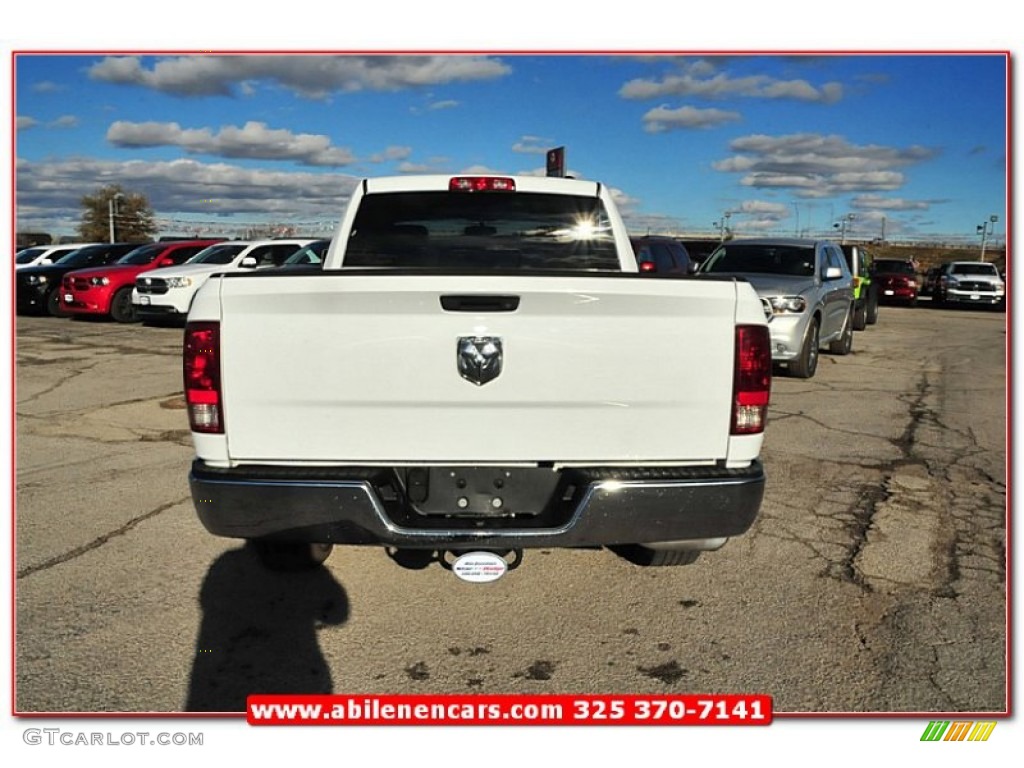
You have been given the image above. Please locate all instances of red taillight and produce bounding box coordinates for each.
[184,321,223,434]
[639,260,657,273]
[449,176,516,192]
[732,325,771,435]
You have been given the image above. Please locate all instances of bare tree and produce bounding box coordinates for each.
[77,184,158,243]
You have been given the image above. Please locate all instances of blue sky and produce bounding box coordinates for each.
[14,52,1007,245]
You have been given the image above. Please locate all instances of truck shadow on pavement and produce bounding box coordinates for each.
[185,543,348,712]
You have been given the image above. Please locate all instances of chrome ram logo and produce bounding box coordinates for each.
[457,337,503,386]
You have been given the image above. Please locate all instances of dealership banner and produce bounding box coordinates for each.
[248,694,773,726]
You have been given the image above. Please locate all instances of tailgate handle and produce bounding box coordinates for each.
[440,295,520,312]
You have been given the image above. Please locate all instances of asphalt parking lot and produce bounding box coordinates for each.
[12,300,1007,715]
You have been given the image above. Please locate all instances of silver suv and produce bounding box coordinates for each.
[700,238,855,378]
[934,261,1005,309]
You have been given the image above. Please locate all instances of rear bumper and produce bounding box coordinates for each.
[190,459,765,549]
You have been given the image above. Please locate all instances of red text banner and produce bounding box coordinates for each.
[247,694,773,726]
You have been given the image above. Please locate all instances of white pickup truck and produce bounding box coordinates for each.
[185,174,771,581]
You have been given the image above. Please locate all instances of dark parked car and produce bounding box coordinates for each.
[630,235,695,275]
[871,259,920,307]
[16,242,144,316]
[677,239,720,267]
[920,263,948,298]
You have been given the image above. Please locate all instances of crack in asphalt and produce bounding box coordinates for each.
[16,496,191,580]
[828,374,938,592]
[17,391,185,420]
[764,372,943,595]
[16,335,182,366]
[17,426,193,449]
[15,363,96,406]
[830,485,887,592]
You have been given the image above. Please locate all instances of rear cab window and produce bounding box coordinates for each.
[345,191,619,271]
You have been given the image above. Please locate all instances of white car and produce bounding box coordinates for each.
[15,243,99,270]
[132,239,315,322]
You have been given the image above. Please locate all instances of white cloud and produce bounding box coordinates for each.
[107,120,358,167]
[88,55,512,100]
[16,156,362,224]
[31,80,63,93]
[620,71,843,104]
[512,136,557,154]
[368,146,413,163]
[17,115,38,130]
[48,115,79,128]
[397,161,443,173]
[715,133,937,198]
[733,200,790,217]
[458,164,505,175]
[642,104,741,132]
[851,195,936,211]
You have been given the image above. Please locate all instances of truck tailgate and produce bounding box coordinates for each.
[213,273,741,465]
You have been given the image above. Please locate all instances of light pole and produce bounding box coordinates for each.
[108,192,125,243]
[833,213,855,245]
[713,211,732,242]
[977,214,998,262]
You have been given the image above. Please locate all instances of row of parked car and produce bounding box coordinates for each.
[632,236,1005,380]
[14,238,330,323]
[16,234,1004,384]
[840,246,1006,312]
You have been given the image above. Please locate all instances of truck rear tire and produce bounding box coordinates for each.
[249,540,333,571]
[609,544,701,567]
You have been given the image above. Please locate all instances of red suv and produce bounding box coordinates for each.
[61,239,223,322]
[871,258,920,307]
